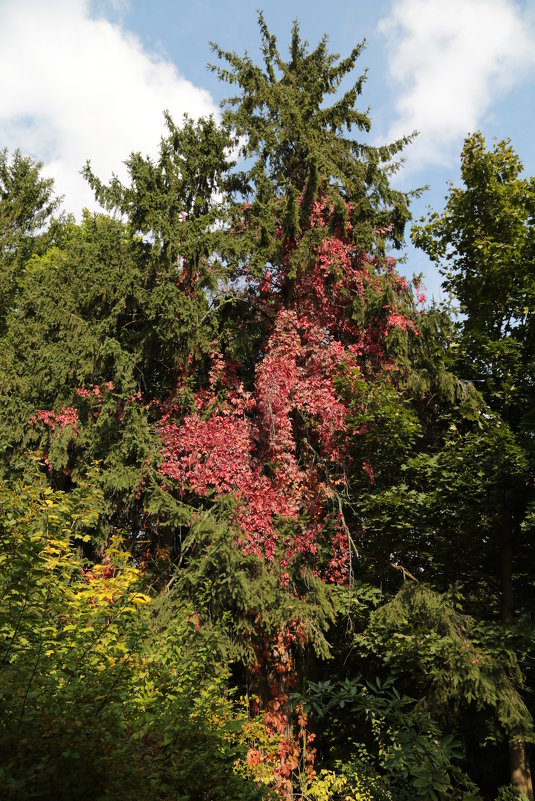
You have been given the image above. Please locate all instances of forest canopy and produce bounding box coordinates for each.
[0,16,534,801]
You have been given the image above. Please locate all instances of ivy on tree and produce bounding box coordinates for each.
[0,17,534,801]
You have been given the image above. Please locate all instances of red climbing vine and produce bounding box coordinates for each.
[157,193,420,792]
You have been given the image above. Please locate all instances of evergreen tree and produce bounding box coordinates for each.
[0,148,62,334]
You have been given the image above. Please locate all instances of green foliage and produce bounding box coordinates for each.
[210,10,419,279]
[494,787,530,801]
[0,477,266,801]
[2,20,535,801]
[412,134,535,799]
[412,132,535,435]
[355,416,528,585]
[308,760,396,801]
[83,113,241,269]
[359,583,533,742]
[293,675,481,800]
[169,503,339,664]
[0,148,63,333]
[339,368,422,486]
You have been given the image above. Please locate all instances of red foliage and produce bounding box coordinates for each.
[29,407,79,437]
[28,191,419,797]
[159,195,416,575]
[245,623,316,793]
[157,194,421,794]
[159,308,354,563]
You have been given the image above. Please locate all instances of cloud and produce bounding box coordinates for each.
[0,0,218,215]
[378,0,535,174]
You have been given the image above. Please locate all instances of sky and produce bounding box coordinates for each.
[1,0,534,299]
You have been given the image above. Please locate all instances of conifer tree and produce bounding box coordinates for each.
[0,149,62,334]
[151,16,425,795]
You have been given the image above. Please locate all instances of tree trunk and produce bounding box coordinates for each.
[509,739,534,801]
[501,523,534,801]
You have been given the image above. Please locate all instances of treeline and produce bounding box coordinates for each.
[0,16,534,801]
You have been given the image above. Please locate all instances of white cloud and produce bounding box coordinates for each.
[0,0,218,215]
[378,0,535,174]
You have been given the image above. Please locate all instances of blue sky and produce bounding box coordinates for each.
[1,0,534,299]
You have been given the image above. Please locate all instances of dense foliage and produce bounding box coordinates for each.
[0,16,533,801]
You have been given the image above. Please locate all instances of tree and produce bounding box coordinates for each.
[0,472,267,801]
[50,15,424,796]
[0,117,237,543]
[0,148,62,333]
[412,133,535,430]
[4,18,525,801]
[413,132,535,800]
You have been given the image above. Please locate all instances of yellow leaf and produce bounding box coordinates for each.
[132,594,151,606]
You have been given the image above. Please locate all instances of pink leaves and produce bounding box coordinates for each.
[362,461,374,485]
[160,413,254,494]
[29,407,79,437]
[76,382,114,398]
[160,411,291,560]
[159,309,353,564]
[157,190,420,577]
[387,312,418,335]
